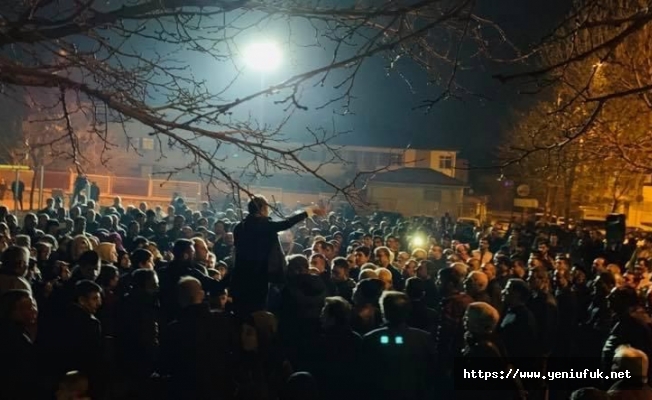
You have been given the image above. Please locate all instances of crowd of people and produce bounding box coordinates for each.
[0,193,652,400]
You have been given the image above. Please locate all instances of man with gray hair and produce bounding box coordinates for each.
[464,302,500,338]
[177,276,205,309]
[459,302,522,400]
[608,345,652,399]
[464,271,492,305]
[0,246,31,295]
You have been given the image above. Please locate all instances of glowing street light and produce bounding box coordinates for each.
[241,41,283,72]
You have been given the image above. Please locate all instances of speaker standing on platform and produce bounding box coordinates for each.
[230,195,326,316]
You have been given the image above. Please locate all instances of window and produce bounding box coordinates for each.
[377,152,391,166]
[439,155,453,169]
[390,153,403,165]
[423,188,442,202]
[361,152,375,170]
[140,138,155,150]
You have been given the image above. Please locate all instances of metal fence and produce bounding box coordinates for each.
[0,168,344,212]
[151,179,201,200]
[0,169,201,203]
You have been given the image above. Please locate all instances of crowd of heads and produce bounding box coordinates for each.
[1,196,652,399]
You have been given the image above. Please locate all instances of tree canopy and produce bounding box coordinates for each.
[1,0,498,205]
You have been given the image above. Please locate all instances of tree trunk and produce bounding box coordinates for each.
[611,199,619,213]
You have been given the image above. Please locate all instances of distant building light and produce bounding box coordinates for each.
[140,138,154,150]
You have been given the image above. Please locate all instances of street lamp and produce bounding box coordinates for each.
[242,41,283,72]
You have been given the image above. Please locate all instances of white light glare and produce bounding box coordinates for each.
[412,236,425,247]
[242,41,282,71]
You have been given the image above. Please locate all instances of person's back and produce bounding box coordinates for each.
[498,279,540,383]
[314,327,361,400]
[51,281,104,396]
[362,291,434,400]
[116,270,160,379]
[160,277,236,400]
[280,372,321,400]
[363,325,433,400]
[435,267,473,370]
[405,277,437,332]
[407,299,437,332]
[0,290,40,400]
[158,239,223,322]
[527,289,558,356]
[603,312,652,366]
[607,345,652,400]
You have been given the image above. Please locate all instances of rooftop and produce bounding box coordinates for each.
[370,167,466,187]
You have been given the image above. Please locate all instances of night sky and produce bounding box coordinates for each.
[327,0,572,165]
[0,0,571,169]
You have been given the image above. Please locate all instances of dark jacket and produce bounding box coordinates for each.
[435,291,473,371]
[608,378,652,400]
[159,303,237,400]
[498,304,539,361]
[457,333,525,400]
[278,273,328,369]
[311,327,363,400]
[602,311,652,380]
[333,278,356,303]
[54,304,103,387]
[387,265,404,291]
[527,291,558,356]
[280,273,328,322]
[363,325,435,400]
[231,211,308,314]
[554,287,578,357]
[407,299,437,333]
[116,290,159,377]
[0,322,39,400]
[351,304,382,336]
[158,260,224,322]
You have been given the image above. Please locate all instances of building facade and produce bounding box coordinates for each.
[366,168,466,217]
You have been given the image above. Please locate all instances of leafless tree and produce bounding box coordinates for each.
[0,0,503,207]
[497,0,652,173]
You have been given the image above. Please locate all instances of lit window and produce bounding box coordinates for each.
[380,335,389,344]
[390,153,402,165]
[439,155,453,169]
[141,138,155,150]
[395,336,404,345]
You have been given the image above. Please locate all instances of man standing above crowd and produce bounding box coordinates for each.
[230,195,325,316]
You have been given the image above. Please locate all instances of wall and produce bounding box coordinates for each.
[0,169,339,211]
[128,139,458,180]
[628,185,652,227]
[429,150,457,178]
[367,182,463,217]
[455,159,469,183]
